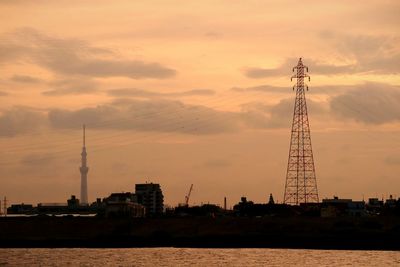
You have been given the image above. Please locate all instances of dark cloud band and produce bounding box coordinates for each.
[0,28,177,80]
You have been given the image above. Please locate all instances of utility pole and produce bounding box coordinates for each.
[283,58,319,205]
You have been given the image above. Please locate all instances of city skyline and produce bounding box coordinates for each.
[0,1,400,206]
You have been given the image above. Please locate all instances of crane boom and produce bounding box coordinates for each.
[185,184,193,206]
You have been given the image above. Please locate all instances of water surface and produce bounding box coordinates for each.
[1,248,399,266]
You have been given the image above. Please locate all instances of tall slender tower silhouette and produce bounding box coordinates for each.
[80,124,89,205]
[283,58,319,205]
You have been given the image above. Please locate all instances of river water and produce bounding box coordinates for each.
[1,248,399,266]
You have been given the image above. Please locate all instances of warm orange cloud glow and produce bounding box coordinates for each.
[0,0,399,206]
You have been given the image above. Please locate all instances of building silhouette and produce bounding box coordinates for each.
[104,192,145,218]
[321,196,366,217]
[135,183,164,216]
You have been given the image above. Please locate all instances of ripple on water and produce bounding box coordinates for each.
[0,248,400,266]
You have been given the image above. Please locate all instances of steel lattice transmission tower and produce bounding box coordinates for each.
[283,58,319,205]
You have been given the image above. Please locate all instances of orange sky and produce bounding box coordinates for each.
[0,0,400,207]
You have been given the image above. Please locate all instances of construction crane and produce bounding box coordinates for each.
[184,184,193,206]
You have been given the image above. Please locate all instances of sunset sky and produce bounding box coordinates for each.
[1,0,399,207]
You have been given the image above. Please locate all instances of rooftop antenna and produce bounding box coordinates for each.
[83,124,86,147]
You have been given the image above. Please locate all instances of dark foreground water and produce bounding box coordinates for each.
[1,248,399,266]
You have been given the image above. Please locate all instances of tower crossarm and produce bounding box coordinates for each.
[291,58,310,83]
[291,73,310,82]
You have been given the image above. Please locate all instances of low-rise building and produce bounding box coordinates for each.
[233,196,294,217]
[104,192,145,218]
[366,198,384,215]
[385,195,397,208]
[321,196,366,217]
[104,202,145,218]
[7,204,34,214]
[37,195,94,214]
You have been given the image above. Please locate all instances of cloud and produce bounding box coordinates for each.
[49,59,176,79]
[237,82,400,126]
[0,28,176,79]
[0,107,47,137]
[107,88,215,98]
[232,84,356,96]
[47,96,324,133]
[240,98,328,128]
[244,33,400,78]
[321,32,400,75]
[232,85,285,93]
[8,82,399,139]
[244,57,355,79]
[330,83,400,124]
[204,31,223,39]
[42,78,99,96]
[244,67,283,79]
[203,159,231,168]
[384,155,400,165]
[20,153,56,166]
[10,75,41,83]
[48,99,240,134]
